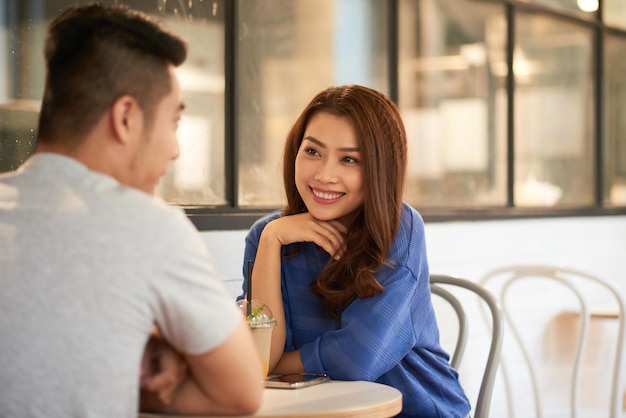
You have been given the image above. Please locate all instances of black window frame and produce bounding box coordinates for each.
[183,0,626,231]
[3,0,626,232]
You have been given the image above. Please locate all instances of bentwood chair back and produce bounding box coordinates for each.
[480,265,626,418]
[430,274,504,418]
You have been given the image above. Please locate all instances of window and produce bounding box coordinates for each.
[604,33,626,206]
[513,12,594,207]
[235,0,388,208]
[398,0,507,208]
[1,0,625,231]
[0,0,227,208]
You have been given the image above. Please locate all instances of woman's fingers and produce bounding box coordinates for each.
[312,220,346,259]
[269,213,348,258]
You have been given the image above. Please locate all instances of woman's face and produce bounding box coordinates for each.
[295,112,365,223]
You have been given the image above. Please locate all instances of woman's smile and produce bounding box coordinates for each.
[309,186,346,203]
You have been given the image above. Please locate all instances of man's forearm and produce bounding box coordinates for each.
[141,376,214,415]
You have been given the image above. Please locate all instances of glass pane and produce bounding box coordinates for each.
[155,2,226,206]
[604,0,626,30]
[514,14,594,207]
[0,0,226,206]
[604,34,626,206]
[237,0,389,207]
[398,0,507,208]
[519,0,598,16]
[0,1,43,173]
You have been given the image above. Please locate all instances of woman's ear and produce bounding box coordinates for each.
[110,95,143,144]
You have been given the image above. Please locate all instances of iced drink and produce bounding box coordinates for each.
[239,300,276,377]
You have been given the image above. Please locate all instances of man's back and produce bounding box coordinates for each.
[0,153,242,417]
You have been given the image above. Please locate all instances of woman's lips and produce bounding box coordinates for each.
[310,187,345,203]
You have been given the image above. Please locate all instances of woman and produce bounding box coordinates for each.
[241,85,470,417]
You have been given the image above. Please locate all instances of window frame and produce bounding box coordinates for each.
[3,0,626,231]
[181,0,626,230]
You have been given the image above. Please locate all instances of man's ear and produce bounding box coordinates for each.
[111,95,143,144]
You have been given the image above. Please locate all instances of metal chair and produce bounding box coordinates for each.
[430,274,504,418]
[480,265,626,418]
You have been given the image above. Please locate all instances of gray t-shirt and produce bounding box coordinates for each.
[0,153,241,418]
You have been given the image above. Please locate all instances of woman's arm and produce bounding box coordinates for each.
[272,350,304,374]
[249,223,287,372]
[247,212,347,373]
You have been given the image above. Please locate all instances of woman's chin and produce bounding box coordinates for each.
[308,212,337,222]
[308,209,360,227]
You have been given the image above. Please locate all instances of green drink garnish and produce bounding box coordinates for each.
[247,304,266,321]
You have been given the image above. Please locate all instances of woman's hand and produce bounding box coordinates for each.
[265,212,348,260]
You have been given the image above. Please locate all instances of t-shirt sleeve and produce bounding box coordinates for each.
[149,213,242,355]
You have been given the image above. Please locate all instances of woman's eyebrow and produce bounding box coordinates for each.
[302,136,326,148]
[302,136,360,152]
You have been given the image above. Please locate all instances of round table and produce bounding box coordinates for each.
[139,380,403,417]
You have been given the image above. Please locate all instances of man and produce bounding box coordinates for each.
[0,4,263,417]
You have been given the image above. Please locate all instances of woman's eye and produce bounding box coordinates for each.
[343,156,359,164]
[305,148,320,156]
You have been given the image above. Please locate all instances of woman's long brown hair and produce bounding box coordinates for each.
[282,85,408,317]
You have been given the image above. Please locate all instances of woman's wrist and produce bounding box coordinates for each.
[260,221,284,249]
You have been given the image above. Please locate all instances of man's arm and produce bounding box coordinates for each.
[142,320,264,415]
[140,335,188,408]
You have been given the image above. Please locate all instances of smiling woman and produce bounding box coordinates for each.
[239,84,472,418]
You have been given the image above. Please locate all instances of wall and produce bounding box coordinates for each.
[201,215,626,416]
[202,215,626,298]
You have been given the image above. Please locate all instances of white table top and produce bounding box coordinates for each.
[140,380,403,418]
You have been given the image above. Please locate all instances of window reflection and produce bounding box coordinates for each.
[236,0,389,207]
[1,0,625,217]
[604,35,626,206]
[155,10,227,205]
[0,0,226,206]
[514,13,594,207]
[398,0,506,208]
[519,0,598,16]
[605,0,626,30]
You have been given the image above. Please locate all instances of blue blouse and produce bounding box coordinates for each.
[241,203,471,417]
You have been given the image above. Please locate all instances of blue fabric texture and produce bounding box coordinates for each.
[241,203,471,417]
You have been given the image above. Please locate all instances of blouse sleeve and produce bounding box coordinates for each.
[299,206,432,381]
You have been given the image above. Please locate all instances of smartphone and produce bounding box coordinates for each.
[264,373,330,389]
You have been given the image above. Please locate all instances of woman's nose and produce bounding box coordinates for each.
[314,161,338,183]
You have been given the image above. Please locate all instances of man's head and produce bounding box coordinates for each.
[37,4,187,145]
[37,4,188,194]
